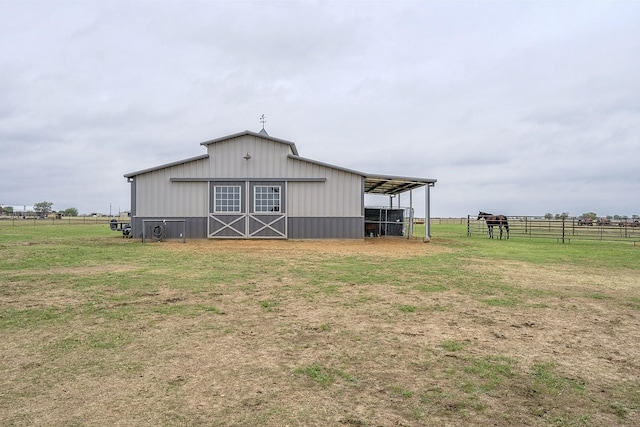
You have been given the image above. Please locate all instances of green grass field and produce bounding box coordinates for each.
[1,222,639,426]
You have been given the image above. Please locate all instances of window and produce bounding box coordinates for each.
[254,186,280,212]
[214,186,241,213]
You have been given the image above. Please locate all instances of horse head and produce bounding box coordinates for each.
[478,211,492,220]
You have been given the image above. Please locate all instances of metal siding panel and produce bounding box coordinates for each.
[187,217,207,238]
[286,156,362,217]
[207,136,290,179]
[288,217,364,239]
[137,174,152,216]
[134,158,209,217]
[287,172,361,217]
[170,181,207,217]
[132,217,142,239]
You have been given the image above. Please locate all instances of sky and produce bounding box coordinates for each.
[1,0,639,218]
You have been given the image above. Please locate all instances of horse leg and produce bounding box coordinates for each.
[498,225,503,240]
[505,225,509,239]
[488,225,493,239]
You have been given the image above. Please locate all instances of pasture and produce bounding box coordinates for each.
[1,222,639,426]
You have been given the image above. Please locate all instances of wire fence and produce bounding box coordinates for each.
[467,215,640,243]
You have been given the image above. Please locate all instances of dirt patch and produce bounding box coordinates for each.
[161,237,452,258]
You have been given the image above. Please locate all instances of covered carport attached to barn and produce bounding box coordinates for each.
[363,174,437,240]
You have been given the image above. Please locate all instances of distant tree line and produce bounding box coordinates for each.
[544,212,639,221]
[0,201,78,217]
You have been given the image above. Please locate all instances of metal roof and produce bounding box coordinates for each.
[288,155,436,195]
[364,175,437,195]
[199,130,299,155]
[124,154,209,178]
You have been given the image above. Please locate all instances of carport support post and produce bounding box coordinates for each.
[425,184,431,241]
[425,185,429,240]
[409,190,413,239]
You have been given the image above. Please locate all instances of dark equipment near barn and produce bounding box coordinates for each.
[110,219,132,238]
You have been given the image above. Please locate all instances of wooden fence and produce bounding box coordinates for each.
[467,216,640,243]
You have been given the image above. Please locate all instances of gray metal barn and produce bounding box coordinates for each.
[124,129,436,240]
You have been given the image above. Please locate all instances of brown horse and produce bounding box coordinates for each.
[477,211,509,239]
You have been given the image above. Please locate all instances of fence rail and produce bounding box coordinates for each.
[468,215,640,243]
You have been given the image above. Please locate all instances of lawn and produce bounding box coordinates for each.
[1,222,639,426]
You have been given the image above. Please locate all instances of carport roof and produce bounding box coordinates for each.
[364,175,437,195]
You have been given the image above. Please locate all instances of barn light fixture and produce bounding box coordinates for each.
[244,152,251,160]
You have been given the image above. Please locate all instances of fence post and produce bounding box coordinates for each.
[562,217,565,244]
[467,215,470,237]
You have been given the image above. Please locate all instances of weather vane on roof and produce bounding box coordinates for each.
[260,114,266,130]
